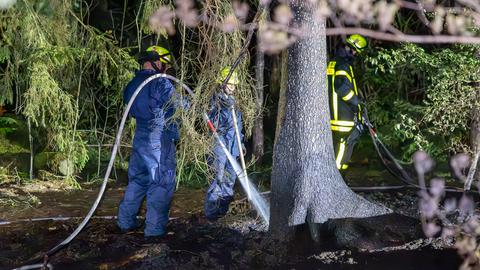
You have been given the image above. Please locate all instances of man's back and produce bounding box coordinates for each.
[123,69,174,124]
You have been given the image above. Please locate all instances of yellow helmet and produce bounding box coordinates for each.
[346,34,367,53]
[146,45,172,64]
[217,67,239,85]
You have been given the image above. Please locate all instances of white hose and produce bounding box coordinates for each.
[231,107,251,200]
[14,263,53,270]
[0,215,179,226]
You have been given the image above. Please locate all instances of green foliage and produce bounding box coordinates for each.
[364,44,480,160]
[0,0,137,185]
[392,11,424,35]
[0,139,29,155]
[0,46,10,63]
[0,117,17,136]
[176,155,209,189]
[0,0,255,189]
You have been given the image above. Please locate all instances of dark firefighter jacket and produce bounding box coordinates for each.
[327,48,362,133]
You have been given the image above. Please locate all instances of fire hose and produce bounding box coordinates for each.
[13,74,194,270]
[362,109,466,193]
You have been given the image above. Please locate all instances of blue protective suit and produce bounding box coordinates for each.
[117,69,178,236]
[204,93,244,221]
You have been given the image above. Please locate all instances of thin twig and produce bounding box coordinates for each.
[27,118,33,181]
[86,144,132,148]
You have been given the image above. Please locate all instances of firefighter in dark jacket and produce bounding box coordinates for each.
[328,34,368,170]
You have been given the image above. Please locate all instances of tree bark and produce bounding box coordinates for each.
[470,85,480,182]
[274,51,288,145]
[253,20,265,164]
[269,1,389,238]
[471,84,480,150]
[28,118,34,181]
[470,50,480,180]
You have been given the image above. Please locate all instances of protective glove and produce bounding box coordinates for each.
[361,115,372,129]
[219,93,235,108]
[354,119,365,134]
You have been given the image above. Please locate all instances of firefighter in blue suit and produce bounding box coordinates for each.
[117,46,178,238]
[204,67,245,221]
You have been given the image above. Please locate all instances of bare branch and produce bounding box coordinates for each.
[148,0,480,48]
[387,25,404,35]
[325,27,480,43]
[458,0,480,13]
[395,0,431,12]
[407,0,431,26]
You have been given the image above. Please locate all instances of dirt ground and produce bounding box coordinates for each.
[0,187,463,270]
[0,215,462,270]
[0,165,468,270]
[0,212,460,270]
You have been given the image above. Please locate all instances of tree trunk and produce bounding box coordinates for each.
[470,86,480,182]
[269,1,389,238]
[471,83,480,151]
[470,49,480,180]
[28,118,34,181]
[274,51,288,145]
[253,22,265,164]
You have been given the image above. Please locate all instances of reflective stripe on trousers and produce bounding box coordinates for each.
[336,138,347,169]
